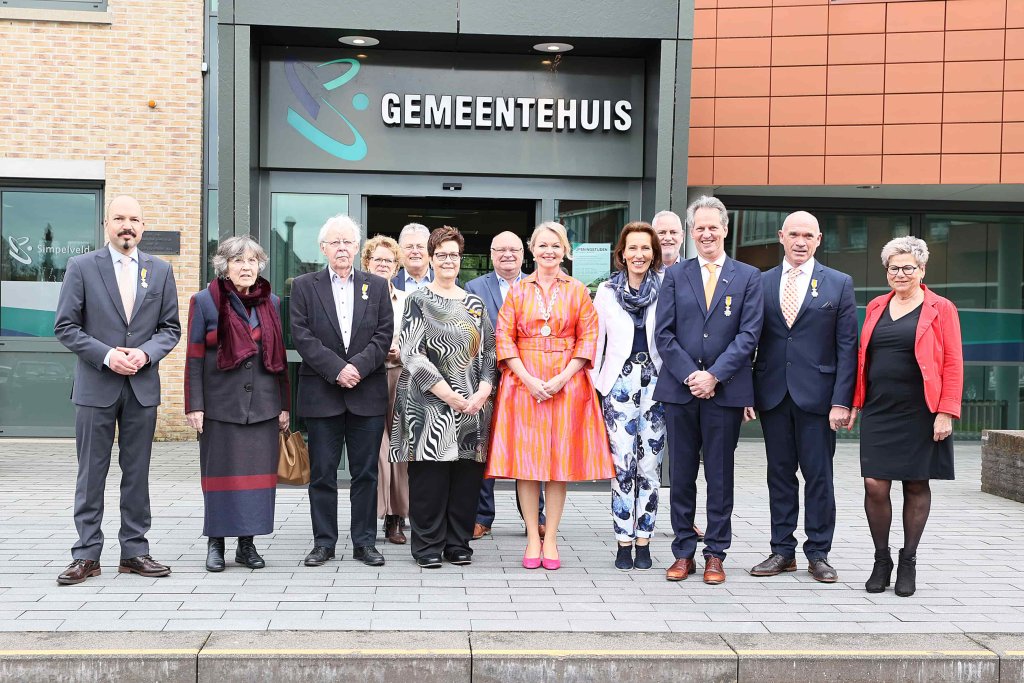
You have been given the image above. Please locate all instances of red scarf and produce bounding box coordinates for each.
[212,276,286,373]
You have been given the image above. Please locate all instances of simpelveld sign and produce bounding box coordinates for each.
[262,48,644,177]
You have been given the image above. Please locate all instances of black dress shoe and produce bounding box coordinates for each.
[118,555,171,577]
[206,538,225,572]
[235,536,266,569]
[443,549,472,565]
[353,545,385,566]
[57,559,101,585]
[416,554,443,568]
[304,546,336,567]
[749,553,798,576]
[894,548,916,597]
[808,558,838,583]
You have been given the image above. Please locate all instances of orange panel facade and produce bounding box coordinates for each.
[689,0,1022,185]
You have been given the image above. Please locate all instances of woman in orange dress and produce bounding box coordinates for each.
[486,221,614,570]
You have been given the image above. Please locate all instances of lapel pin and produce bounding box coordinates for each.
[811,278,819,298]
[724,295,733,317]
[361,283,369,300]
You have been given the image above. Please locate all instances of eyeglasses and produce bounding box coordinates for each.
[887,265,919,276]
[491,247,523,254]
[370,257,396,266]
[322,239,357,250]
[433,252,462,262]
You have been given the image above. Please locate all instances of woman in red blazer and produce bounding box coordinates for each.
[850,236,962,599]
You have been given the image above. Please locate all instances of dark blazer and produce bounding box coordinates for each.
[184,287,290,424]
[391,267,434,292]
[54,246,180,408]
[753,261,858,415]
[653,256,763,407]
[464,271,506,328]
[290,267,393,418]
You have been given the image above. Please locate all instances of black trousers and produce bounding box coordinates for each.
[476,479,546,526]
[409,460,485,559]
[666,400,743,561]
[760,393,837,561]
[306,413,384,549]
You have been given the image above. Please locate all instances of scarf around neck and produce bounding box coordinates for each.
[609,269,660,327]
[212,276,286,373]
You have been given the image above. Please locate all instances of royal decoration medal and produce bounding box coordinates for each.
[811,278,819,298]
[140,268,149,289]
[361,283,369,300]
[724,295,733,317]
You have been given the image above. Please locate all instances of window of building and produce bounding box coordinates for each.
[1,0,107,10]
[556,199,627,292]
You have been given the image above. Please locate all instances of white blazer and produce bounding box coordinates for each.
[591,278,663,395]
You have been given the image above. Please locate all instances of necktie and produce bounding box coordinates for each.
[119,255,136,323]
[782,268,801,328]
[704,263,717,310]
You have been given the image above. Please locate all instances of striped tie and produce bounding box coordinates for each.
[704,263,717,310]
[782,268,801,328]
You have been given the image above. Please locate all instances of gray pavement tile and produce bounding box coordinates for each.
[163,618,270,630]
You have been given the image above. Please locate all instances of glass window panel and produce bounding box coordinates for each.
[1,191,98,337]
[556,199,627,292]
[728,209,785,271]
[0,349,77,433]
[817,213,909,306]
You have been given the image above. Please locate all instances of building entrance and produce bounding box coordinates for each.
[365,196,537,282]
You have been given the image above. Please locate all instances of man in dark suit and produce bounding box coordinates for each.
[464,231,545,540]
[750,211,858,583]
[392,223,433,292]
[53,194,181,585]
[291,214,394,567]
[654,195,763,585]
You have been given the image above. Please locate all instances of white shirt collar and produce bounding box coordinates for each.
[782,257,815,276]
[108,243,138,263]
[696,252,727,269]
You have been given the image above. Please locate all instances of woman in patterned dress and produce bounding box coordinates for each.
[592,222,666,571]
[486,221,615,571]
[390,226,496,569]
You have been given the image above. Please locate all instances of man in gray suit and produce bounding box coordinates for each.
[465,230,544,540]
[53,195,181,585]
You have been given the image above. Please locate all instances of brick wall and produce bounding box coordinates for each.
[688,0,1024,186]
[0,1,204,440]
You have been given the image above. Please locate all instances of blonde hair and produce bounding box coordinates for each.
[529,221,573,261]
[361,234,401,272]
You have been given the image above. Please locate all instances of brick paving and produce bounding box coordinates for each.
[1,439,1022,633]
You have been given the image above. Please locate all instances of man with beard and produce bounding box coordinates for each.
[465,231,545,540]
[54,195,181,584]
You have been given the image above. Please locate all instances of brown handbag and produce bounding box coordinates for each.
[277,429,310,485]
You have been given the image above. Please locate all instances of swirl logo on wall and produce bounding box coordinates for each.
[285,56,369,161]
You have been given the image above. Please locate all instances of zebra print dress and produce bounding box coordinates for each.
[389,288,496,464]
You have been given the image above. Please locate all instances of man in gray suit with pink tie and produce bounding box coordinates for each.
[53,195,181,585]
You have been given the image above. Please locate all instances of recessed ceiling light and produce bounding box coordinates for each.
[533,42,573,53]
[857,185,881,190]
[339,35,379,47]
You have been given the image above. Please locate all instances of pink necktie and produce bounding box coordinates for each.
[782,268,801,328]
[119,256,136,323]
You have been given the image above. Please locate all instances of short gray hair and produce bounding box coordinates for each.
[317,214,362,244]
[212,235,268,278]
[529,221,573,261]
[881,236,929,268]
[398,223,430,244]
[685,195,729,232]
[651,210,682,229]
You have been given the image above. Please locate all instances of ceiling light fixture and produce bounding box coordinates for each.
[339,35,379,47]
[856,185,881,190]
[533,42,573,53]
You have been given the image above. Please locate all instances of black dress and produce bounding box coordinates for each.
[860,303,954,481]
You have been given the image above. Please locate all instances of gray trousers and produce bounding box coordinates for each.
[72,381,157,561]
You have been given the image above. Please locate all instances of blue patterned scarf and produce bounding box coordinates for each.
[609,270,660,327]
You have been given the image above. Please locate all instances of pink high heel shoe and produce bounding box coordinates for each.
[541,557,561,571]
[522,555,542,569]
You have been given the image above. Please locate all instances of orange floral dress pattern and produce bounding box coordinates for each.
[485,272,614,482]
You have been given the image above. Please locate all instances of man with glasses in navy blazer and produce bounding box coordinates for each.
[654,195,763,585]
[749,211,858,583]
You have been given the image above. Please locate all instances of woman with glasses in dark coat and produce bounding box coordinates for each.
[185,235,290,572]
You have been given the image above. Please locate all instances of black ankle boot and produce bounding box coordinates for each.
[235,536,265,569]
[894,548,916,597]
[864,547,893,593]
[206,537,225,572]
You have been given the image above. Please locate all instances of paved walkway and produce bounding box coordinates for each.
[1,439,1022,634]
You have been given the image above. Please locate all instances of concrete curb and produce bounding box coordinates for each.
[0,631,1021,682]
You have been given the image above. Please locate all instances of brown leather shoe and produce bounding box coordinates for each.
[749,553,798,577]
[538,524,546,540]
[693,524,704,541]
[384,516,407,545]
[473,523,491,540]
[703,556,726,585]
[57,559,101,585]
[665,557,696,581]
[808,559,839,583]
[118,555,171,577]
